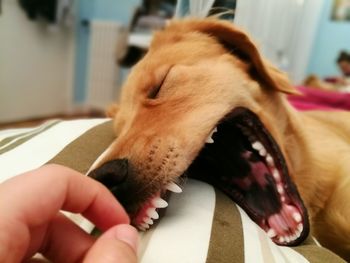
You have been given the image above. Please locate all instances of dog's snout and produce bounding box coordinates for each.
[89,158,128,188]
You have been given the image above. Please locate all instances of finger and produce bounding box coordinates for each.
[35,213,94,263]
[83,225,138,263]
[0,164,129,231]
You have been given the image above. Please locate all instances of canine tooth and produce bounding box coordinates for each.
[206,136,214,144]
[293,212,302,223]
[252,141,263,151]
[266,154,274,166]
[279,236,285,243]
[152,197,168,208]
[205,127,217,144]
[144,217,153,225]
[166,182,182,193]
[267,228,277,238]
[146,208,159,219]
[285,236,291,243]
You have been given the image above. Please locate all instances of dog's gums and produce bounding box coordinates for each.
[187,107,309,245]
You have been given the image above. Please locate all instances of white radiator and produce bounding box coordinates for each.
[86,20,127,109]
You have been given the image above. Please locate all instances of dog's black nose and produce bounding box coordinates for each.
[89,158,128,189]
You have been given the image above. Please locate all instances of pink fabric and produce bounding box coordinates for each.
[288,86,350,111]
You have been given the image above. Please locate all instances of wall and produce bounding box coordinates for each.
[0,0,74,122]
[235,0,324,84]
[307,0,350,78]
[74,0,140,103]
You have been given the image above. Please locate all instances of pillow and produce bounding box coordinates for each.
[0,119,345,263]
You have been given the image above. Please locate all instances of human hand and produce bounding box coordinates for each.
[0,164,138,263]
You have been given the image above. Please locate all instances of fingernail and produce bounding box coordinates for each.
[112,224,139,252]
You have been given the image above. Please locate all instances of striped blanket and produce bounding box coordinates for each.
[0,119,345,263]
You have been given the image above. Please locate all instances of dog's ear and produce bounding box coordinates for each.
[106,103,119,118]
[180,19,299,95]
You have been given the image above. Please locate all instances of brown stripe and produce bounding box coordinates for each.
[293,243,346,263]
[47,120,115,174]
[206,190,244,263]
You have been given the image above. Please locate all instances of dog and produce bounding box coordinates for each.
[88,18,350,260]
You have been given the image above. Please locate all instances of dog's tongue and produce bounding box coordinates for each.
[231,150,271,189]
[228,150,281,216]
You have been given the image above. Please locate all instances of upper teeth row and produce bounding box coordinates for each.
[205,127,217,144]
[138,182,182,231]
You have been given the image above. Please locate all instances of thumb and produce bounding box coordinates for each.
[83,224,138,263]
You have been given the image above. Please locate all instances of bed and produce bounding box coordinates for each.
[0,118,345,262]
[288,86,350,111]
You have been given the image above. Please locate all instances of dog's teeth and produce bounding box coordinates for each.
[206,137,214,143]
[293,212,302,223]
[285,236,290,243]
[279,236,285,243]
[140,223,150,229]
[205,127,217,144]
[146,208,159,219]
[266,154,274,166]
[139,226,146,231]
[259,148,267,157]
[272,169,281,182]
[144,217,153,225]
[252,141,263,151]
[277,184,284,194]
[297,223,303,233]
[295,229,302,238]
[166,182,182,193]
[152,197,168,208]
[267,228,277,238]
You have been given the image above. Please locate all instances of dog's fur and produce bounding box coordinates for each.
[99,19,350,260]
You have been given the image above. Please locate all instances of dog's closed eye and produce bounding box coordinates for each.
[147,66,173,99]
[148,83,162,99]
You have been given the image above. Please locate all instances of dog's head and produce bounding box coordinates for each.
[89,18,309,246]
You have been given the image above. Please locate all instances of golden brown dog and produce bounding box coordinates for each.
[89,18,350,260]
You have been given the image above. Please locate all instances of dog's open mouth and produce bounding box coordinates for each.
[187,107,309,245]
[108,107,309,246]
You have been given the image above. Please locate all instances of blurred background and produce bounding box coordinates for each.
[0,0,349,127]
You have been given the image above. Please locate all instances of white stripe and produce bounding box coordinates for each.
[237,206,309,263]
[312,236,322,247]
[0,119,108,183]
[140,179,216,263]
[0,127,35,140]
[278,245,309,263]
[267,235,288,263]
[237,205,264,263]
[0,120,59,151]
[267,235,309,263]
